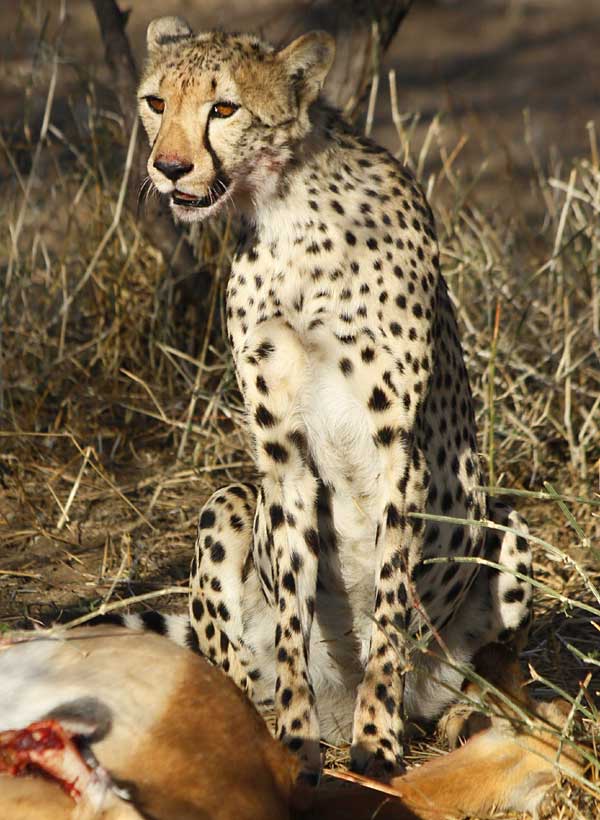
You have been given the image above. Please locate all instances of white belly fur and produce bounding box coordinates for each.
[302,349,386,677]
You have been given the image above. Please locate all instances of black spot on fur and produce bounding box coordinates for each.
[230,514,244,531]
[256,340,275,359]
[229,485,248,500]
[340,357,353,376]
[386,503,401,529]
[185,624,200,652]
[264,442,289,463]
[361,346,375,363]
[504,587,525,604]
[282,572,296,593]
[141,611,167,635]
[369,386,391,412]
[199,509,216,529]
[255,404,276,427]
[375,426,395,446]
[210,541,226,562]
[256,375,268,394]
[304,528,319,556]
[269,504,285,529]
[441,490,453,513]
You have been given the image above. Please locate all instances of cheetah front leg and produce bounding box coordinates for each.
[350,424,428,776]
[238,319,321,776]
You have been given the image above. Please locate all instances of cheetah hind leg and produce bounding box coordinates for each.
[188,483,265,698]
[438,498,534,747]
[435,497,534,662]
[481,497,533,651]
[403,497,533,729]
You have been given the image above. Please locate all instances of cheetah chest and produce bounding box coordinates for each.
[256,312,392,634]
[228,243,412,640]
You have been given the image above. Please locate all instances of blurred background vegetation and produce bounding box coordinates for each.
[0,2,599,814]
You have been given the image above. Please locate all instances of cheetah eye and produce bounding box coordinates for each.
[146,96,165,114]
[211,101,239,119]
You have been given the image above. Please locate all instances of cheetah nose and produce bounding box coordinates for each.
[154,156,194,182]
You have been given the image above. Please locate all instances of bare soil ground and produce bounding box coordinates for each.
[1,1,599,817]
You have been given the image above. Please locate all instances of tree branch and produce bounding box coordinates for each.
[90,0,138,133]
[263,0,416,112]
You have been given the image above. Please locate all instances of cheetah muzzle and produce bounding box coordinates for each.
[138,14,534,780]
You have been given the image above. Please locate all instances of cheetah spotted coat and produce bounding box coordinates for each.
[132,16,533,775]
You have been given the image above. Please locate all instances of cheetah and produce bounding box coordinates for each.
[135,16,533,776]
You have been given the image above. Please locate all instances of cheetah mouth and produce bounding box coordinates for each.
[172,191,214,208]
[172,178,229,210]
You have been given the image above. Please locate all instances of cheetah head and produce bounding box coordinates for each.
[139,17,335,223]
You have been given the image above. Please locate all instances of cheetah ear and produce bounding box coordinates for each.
[147,16,193,52]
[277,31,335,106]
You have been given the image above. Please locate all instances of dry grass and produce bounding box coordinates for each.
[1,7,599,819]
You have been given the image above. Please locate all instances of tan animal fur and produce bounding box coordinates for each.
[0,627,297,820]
[0,629,584,820]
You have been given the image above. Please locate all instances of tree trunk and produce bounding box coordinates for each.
[262,1,415,112]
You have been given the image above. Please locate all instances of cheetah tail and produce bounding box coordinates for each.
[86,612,199,653]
